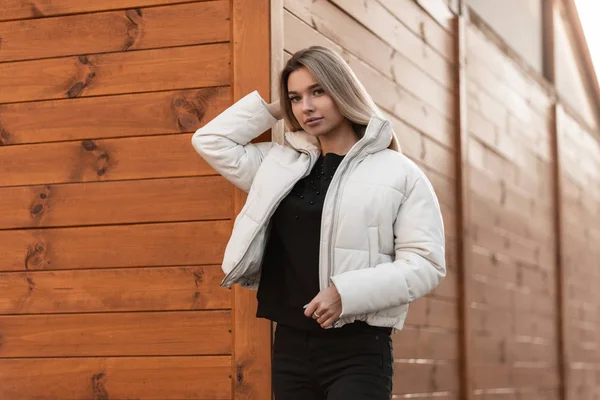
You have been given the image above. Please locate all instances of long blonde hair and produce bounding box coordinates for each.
[279,45,400,152]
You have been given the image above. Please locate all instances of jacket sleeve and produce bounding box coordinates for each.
[191,90,280,192]
[330,170,446,317]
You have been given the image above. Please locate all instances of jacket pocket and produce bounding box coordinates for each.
[368,227,379,268]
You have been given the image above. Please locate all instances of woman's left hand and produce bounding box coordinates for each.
[304,284,342,328]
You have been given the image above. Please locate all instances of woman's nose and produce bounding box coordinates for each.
[302,97,314,112]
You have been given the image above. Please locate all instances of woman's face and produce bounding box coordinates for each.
[287,67,346,137]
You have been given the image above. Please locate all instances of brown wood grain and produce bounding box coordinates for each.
[0,0,215,21]
[0,134,216,187]
[0,310,231,357]
[231,0,272,399]
[285,0,454,89]
[0,86,231,145]
[0,176,232,229]
[283,6,456,121]
[0,43,230,104]
[0,1,229,63]
[332,0,454,62]
[0,265,230,314]
[0,220,231,272]
[392,360,460,394]
[0,356,231,399]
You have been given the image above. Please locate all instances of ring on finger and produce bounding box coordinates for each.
[313,312,321,318]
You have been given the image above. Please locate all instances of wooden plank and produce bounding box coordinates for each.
[456,5,473,400]
[394,326,459,360]
[0,265,230,314]
[0,310,231,357]
[392,361,460,394]
[0,0,214,21]
[288,0,454,89]
[0,176,232,229]
[0,356,231,399]
[0,220,231,272]
[349,0,455,61]
[0,43,230,104]
[0,1,230,63]
[415,0,457,33]
[283,9,455,122]
[553,104,570,400]
[232,0,272,398]
[0,134,217,187]
[0,86,231,145]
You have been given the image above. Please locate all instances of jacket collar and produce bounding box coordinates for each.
[283,114,392,158]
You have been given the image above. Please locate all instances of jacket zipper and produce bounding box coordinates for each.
[220,138,314,288]
[321,121,387,292]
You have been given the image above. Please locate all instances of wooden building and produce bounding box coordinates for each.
[0,0,598,399]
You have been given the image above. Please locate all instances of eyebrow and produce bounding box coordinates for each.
[288,83,321,95]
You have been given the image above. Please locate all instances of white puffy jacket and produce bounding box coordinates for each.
[191,90,446,330]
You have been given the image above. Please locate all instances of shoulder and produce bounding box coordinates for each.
[356,150,426,195]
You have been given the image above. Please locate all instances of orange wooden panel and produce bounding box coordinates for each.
[0,86,231,145]
[0,220,231,272]
[0,43,230,104]
[0,134,216,187]
[0,265,230,314]
[0,356,231,399]
[0,1,229,62]
[0,0,214,21]
[232,0,272,398]
[0,310,231,357]
[0,176,232,229]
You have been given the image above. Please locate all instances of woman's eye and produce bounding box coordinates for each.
[314,89,324,95]
[289,96,300,102]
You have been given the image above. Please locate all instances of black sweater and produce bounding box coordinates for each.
[256,152,391,335]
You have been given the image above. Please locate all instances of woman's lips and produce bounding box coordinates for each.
[305,117,323,126]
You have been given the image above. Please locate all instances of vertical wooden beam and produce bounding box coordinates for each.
[231,0,273,399]
[551,102,568,400]
[544,1,568,399]
[270,0,285,145]
[455,2,473,400]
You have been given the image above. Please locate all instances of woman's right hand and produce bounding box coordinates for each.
[265,100,283,120]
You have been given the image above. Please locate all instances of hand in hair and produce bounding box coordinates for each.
[265,100,283,120]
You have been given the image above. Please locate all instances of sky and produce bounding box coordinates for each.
[575,0,600,79]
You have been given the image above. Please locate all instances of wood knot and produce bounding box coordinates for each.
[25,241,46,270]
[31,204,44,216]
[91,372,109,400]
[193,269,204,287]
[124,9,143,51]
[235,365,244,384]
[82,140,97,151]
[0,124,11,145]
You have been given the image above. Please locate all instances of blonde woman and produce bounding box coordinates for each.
[192,46,446,399]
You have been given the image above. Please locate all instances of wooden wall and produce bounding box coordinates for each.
[466,23,560,400]
[1,0,599,399]
[283,0,461,398]
[557,106,600,400]
[281,1,598,400]
[0,0,271,399]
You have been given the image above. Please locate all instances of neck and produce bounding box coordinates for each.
[318,119,359,156]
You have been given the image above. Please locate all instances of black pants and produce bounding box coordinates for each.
[272,322,394,399]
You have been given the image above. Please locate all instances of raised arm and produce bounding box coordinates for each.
[191,90,281,192]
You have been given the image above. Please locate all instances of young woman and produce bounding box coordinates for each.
[191,45,446,399]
